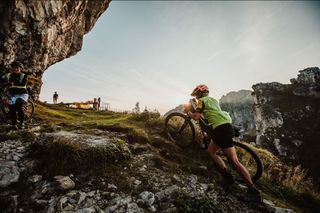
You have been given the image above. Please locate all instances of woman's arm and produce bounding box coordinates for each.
[187,111,201,120]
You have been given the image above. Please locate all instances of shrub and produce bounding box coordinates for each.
[131,111,160,122]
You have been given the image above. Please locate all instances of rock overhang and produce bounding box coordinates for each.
[0,0,111,98]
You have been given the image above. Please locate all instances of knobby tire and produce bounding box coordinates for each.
[227,141,263,183]
[164,112,196,148]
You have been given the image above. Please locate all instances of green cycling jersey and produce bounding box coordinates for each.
[196,96,232,129]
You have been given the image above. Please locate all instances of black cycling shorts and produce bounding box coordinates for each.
[209,123,234,148]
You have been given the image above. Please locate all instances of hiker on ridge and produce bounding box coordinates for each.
[53,91,58,104]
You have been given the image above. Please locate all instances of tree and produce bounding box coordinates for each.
[133,102,140,113]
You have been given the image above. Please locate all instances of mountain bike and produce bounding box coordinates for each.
[0,87,35,123]
[164,99,263,183]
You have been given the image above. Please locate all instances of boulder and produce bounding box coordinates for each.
[138,191,155,207]
[0,160,20,188]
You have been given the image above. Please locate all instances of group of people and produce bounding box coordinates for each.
[0,60,261,201]
[94,97,101,110]
[53,93,102,111]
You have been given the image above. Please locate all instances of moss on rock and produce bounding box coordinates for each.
[29,136,131,176]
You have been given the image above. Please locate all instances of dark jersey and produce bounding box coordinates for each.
[7,73,28,95]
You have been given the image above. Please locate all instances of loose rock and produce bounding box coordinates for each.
[53,176,75,191]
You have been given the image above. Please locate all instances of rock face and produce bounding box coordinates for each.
[252,67,320,178]
[0,0,110,98]
[220,90,256,132]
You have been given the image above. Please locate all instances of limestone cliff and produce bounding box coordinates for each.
[252,67,320,178]
[220,90,256,133]
[0,0,110,98]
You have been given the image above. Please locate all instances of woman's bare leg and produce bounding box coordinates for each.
[207,142,227,170]
[222,147,253,186]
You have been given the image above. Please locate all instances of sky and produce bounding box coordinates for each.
[40,1,320,114]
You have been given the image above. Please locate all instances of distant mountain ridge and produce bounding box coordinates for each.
[220,90,254,104]
[220,90,256,132]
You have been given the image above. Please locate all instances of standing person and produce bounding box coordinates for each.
[187,84,261,202]
[1,61,29,130]
[93,98,98,110]
[53,91,58,104]
[98,97,101,110]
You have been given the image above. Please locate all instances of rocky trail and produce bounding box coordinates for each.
[0,120,297,213]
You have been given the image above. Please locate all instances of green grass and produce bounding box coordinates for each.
[35,102,159,135]
[35,102,130,125]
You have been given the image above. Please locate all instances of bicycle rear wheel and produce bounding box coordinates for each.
[164,112,195,148]
[219,141,263,183]
[23,100,34,122]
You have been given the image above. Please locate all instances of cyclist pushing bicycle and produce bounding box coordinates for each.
[187,84,261,202]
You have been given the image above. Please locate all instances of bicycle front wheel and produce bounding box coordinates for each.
[220,141,263,183]
[164,112,195,148]
[23,100,34,122]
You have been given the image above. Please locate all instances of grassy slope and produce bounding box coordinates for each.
[32,102,320,212]
[35,102,150,137]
